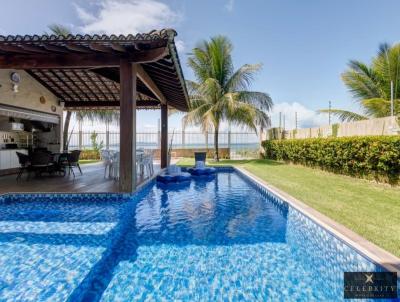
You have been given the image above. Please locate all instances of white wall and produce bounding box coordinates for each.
[0,69,63,150]
[0,69,62,116]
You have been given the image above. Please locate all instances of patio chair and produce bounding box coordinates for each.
[29,151,54,178]
[65,150,82,177]
[100,149,113,178]
[16,152,31,180]
[110,151,120,180]
[138,153,154,177]
[54,152,69,176]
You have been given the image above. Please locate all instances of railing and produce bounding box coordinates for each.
[68,131,261,159]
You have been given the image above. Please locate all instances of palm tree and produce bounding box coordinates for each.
[48,24,119,150]
[184,36,272,161]
[47,24,74,150]
[319,43,400,121]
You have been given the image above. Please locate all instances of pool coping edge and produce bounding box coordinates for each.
[234,166,400,274]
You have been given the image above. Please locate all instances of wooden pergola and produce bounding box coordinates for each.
[0,29,189,192]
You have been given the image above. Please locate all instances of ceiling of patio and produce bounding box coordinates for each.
[0,29,188,111]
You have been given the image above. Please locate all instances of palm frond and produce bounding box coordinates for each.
[47,24,71,36]
[342,61,384,101]
[76,110,120,124]
[317,109,368,122]
[342,42,400,118]
[225,63,262,91]
[361,98,391,117]
[234,91,273,112]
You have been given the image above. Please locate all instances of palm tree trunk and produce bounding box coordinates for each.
[63,111,72,151]
[214,124,220,161]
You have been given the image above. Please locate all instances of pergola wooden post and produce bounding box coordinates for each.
[160,104,168,168]
[119,60,137,192]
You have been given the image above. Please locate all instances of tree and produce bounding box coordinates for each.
[319,43,400,121]
[47,24,74,150]
[48,24,119,150]
[184,36,272,161]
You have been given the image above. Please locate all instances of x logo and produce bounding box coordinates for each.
[365,274,374,284]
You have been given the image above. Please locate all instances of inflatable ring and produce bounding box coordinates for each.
[188,167,216,176]
[157,172,191,183]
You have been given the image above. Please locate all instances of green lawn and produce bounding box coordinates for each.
[79,159,101,165]
[177,158,400,257]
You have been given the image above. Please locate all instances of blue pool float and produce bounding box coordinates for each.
[157,165,191,183]
[188,161,216,176]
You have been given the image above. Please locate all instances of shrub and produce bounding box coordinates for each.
[90,131,104,152]
[267,127,285,140]
[262,136,400,184]
[80,149,101,160]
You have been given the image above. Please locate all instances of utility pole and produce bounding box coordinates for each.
[295,112,298,129]
[279,112,282,128]
[283,114,286,130]
[328,101,332,125]
[391,80,394,116]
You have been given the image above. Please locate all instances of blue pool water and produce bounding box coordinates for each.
[0,169,398,301]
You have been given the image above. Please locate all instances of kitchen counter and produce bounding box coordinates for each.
[0,149,27,171]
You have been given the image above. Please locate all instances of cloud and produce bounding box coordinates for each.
[74,0,182,35]
[175,39,185,52]
[270,102,332,130]
[225,0,234,12]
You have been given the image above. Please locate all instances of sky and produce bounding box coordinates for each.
[1,0,399,131]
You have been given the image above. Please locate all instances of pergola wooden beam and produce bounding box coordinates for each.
[64,100,160,108]
[0,47,168,69]
[61,70,93,101]
[40,70,78,101]
[94,72,118,101]
[72,70,102,101]
[83,71,110,101]
[137,64,167,104]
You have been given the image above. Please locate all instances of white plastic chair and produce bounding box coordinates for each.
[110,151,120,180]
[100,150,113,178]
[136,152,154,178]
[142,153,154,176]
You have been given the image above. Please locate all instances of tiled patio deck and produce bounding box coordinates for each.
[0,162,160,194]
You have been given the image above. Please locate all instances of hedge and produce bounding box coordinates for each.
[262,136,400,184]
[80,149,101,160]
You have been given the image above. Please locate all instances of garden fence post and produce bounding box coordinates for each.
[78,120,82,150]
[228,129,231,150]
[157,118,161,148]
[106,121,110,150]
[182,121,185,148]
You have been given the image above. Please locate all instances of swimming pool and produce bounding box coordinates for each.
[0,168,397,301]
